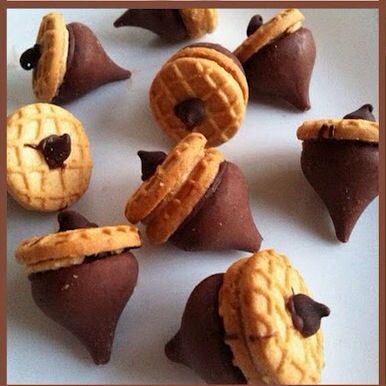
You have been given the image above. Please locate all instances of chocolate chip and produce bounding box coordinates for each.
[25,134,71,169]
[137,150,167,181]
[58,210,98,232]
[247,15,263,36]
[318,124,336,139]
[20,44,41,70]
[287,292,330,337]
[174,98,205,129]
[343,104,376,121]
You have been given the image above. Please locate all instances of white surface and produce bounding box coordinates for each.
[7,8,379,385]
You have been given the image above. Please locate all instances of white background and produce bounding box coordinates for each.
[7,8,379,384]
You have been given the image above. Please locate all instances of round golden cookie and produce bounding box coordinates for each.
[234,9,305,64]
[149,46,248,147]
[32,12,69,102]
[125,133,207,224]
[297,118,379,143]
[146,148,224,243]
[15,224,141,273]
[7,103,93,211]
[219,257,263,384]
[179,9,217,37]
[238,250,323,384]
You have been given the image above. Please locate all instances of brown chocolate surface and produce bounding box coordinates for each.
[343,104,376,121]
[55,23,131,103]
[170,161,262,252]
[174,98,206,129]
[165,274,246,384]
[25,134,71,169]
[113,9,188,41]
[138,150,167,181]
[29,252,138,364]
[243,28,316,110]
[286,293,330,338]
[301,139,378,242]
[58,210,98,231]
[20,44,41,70]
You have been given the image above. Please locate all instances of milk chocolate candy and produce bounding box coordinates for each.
[170,162,262,252]
[165,274,246,384]
[234,10,316,110]
[131,145,262,252]
[20,13,131,103]
[113,9,217,41]
[114,9,188,40]
[297,108,379,242]
[15,212,141,364]
[244,27,316,110]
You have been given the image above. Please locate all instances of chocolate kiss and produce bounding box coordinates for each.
[165,274,246,384]
[138,150,167,181]
[287,293,330,338]
[113,9,188,41]
[243,28,316,110]
[343,104,376,121]
[301,140,378,242]
[54,22,131,103]
[29,252,138,364]
[58,210,98,231]
[170,162,262,252]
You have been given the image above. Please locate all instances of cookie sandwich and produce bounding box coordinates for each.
[20,12,131,103]
[297,104,379,242]
[166,249,330,384]
[234,9,316,110]
[15,210,141,365]
[114,9,217,41]
[125,133,262,252]
[149,43,248,146]
[7,103,92,211]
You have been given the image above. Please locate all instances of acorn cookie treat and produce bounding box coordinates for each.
[149,43,248,147]
[125,133,262,252]
[20,12,131,104]
[114,9,217,41]
[297,104,379,242]
[166,249,330,384]
[7,103,92,211]
[234,9,316,111]
[15,210,141,365]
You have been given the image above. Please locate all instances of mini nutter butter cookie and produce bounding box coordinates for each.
[297,104,379,242]
[166,249,330,384]
[149,43,248,147]
[125,133,262,252]
[7,103,92,211]
[234,9,316,110]
[20,12,131,103]
[114,9,217,41]
[15,211,141,365]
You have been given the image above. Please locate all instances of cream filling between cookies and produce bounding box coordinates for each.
[27,248,126,274]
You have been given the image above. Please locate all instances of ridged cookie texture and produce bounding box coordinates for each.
[7,103,92,211]
[124,133,262,252]
[149,44,248,147]
[220,250,325,384]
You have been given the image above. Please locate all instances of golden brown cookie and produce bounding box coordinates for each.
[234,9,304,63]
[125,133,207,224]
[15,224,141,273]
[149,44,248,147]
[238,250,324,384]
[146,148,224,243]
[179,9,217,37]
[219,257,263,384]
[32,13,69,102]
[296,118,379,143]
[7,103,92,211]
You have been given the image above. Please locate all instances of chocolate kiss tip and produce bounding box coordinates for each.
[343,104,376,121]
[165,332,182,363]
[58,210,98,231]
[137,150,167,181]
